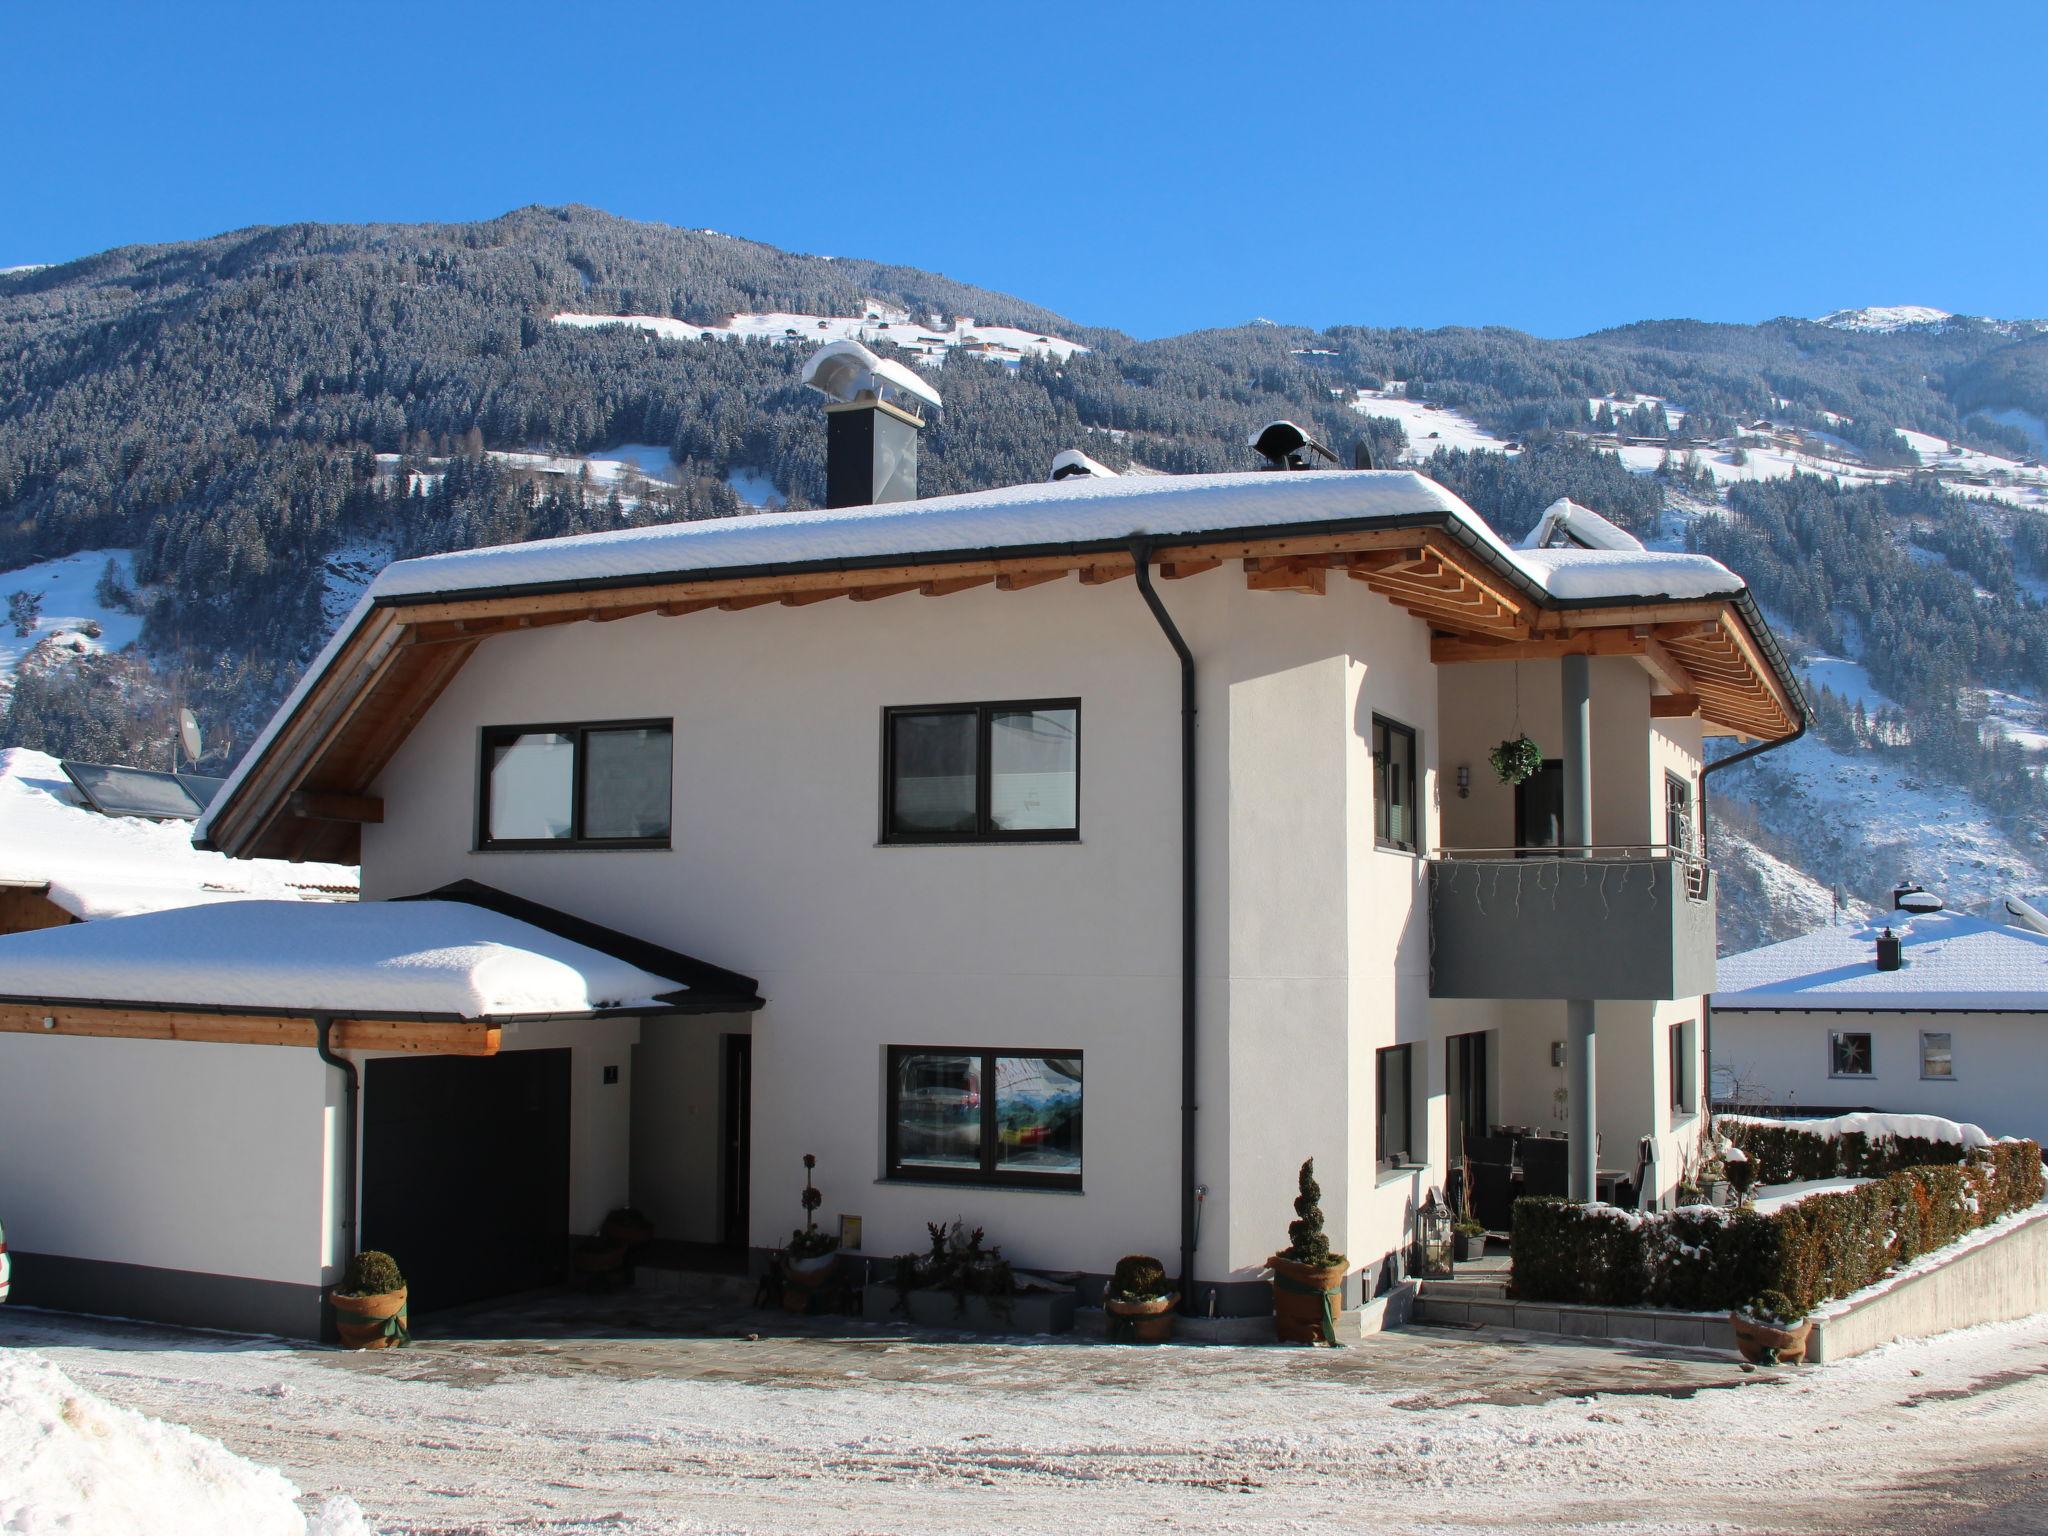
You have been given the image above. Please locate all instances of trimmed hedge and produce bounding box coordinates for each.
[1722,1119,1972,1184]
[1512,1140,2043,1314]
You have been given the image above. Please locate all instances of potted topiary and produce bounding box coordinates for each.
[330,1251,408,1350]
[781,1154,840,1312]
[1103,1254,1177,1343]
[1732,1289,1812,1365]
[1268,1158,1348,1346]
[601,1206,654,1252]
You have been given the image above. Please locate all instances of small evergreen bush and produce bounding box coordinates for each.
[1281,1159,1346,1269]
[1109,1254,1170,1302]
[339,1250,404,1297]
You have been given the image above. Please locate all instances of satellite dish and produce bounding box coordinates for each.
[178,708,202,766]
[1050,449,1117,482]
[801,339,943,415]
[1250,420,1338,470]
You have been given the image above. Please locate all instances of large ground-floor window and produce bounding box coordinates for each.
[1376,1043,1415,1170]
[885,1047,1082,1189]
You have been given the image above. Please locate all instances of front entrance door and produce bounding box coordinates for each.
[720,1034,752,1248]
[1515,759,1565,854]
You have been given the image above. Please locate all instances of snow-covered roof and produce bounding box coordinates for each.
[362,470,1745,607]
[1715,906,2048,1012]
[0,898,683,1018]
[1516,496,1645,554]
[0,749,355,920]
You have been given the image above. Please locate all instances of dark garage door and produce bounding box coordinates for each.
[362,1049,571,1312]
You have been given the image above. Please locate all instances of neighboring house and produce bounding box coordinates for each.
[1713,889,2048,1145]
[0,392,1801,1335]
[0,747,355,932]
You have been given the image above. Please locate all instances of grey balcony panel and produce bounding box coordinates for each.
[1428,856,1716,1001]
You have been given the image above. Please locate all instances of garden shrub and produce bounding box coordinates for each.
[1722,1119,1971,1183]
[1511,1139,2043,1314]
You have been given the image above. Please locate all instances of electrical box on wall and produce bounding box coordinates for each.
[1550,1041,1566,1069]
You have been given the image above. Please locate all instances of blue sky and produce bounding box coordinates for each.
[4,2,2042,338]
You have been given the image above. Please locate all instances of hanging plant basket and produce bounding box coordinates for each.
[1489,734,1543,786]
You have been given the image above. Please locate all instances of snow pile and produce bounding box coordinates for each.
[0,1350,371,1536]
[1722,1110,2002,1150]
[1748,1176,1870,1215]
[0,898,685,1017]
[1716,905,2048,1011]
[0,749,356,918]
[1516,497,1644,553]
[0,549,144,693]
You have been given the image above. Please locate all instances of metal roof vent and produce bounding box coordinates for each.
[802,340,941,509]
[1049,448,1117,482]
[1875,928,1903,971]
[1893,884,1943,914]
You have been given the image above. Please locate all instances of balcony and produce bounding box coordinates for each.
[1427,848,1717,1001]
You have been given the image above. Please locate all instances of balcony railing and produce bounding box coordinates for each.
[1427,846,1717,1002]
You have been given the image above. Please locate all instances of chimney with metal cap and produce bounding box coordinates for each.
[802,340,942,509]
[1875,927,1903,971]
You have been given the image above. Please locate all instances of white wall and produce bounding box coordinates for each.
[1713,1009,2048,1146]
[0,1034,334,1285]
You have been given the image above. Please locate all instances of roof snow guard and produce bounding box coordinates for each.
[199,470,1803,863]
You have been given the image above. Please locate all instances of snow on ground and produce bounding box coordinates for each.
[1815,305,1956,333]
[0,1349,369,1536]
[0,549,143,693]
[1351,387,1520,458]
[1894,427,2048,514]
[1587,394,1685,430]
[0,748,355,917]
[724,467,784,509]
[553,304,1085,368]
[1800,654,1893,714]
[7,1305,2048,1535]
[321,537,396,631]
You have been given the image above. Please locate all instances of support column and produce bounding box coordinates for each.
[1560,653,1592,855]
[1567,999,1597,1202]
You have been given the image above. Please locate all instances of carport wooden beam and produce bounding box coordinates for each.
[0,1003,502,1055]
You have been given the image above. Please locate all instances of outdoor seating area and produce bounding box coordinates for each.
[1463,1130,1635,1230]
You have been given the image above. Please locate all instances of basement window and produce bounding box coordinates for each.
[478,720,672,849]
[1920,1031,1954,1080]
[882,701,1079,843]
[1372,715,1418,852]
[885,1047,1083,1188]
[1828,1030,1874,1079]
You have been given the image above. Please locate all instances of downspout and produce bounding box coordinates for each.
[314,1015,359,1268]
[1695,711,1808,1116]
[1130,537,1199,1312]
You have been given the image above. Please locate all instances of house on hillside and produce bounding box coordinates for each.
[0,375,1802,1336]
[0,748,354,933]
[1713,888,2048,1146]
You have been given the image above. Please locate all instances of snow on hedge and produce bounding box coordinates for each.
[0,1350,371,1536]
[0,898,684,1017]
[1722,1110,2003,1149]
[0,749,355,919]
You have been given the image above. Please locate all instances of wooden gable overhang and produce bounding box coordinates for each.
[201,511,1805,864]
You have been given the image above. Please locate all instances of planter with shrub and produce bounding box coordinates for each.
[1732,1289,1811,1365]
[1452,1220,1485,1263]
[1269,1158,1347,1346]
[601,1207,654,1252]
[1103,1254,1177,1343]
[779,1153,842,1313]
[861,1219,1075,1333]
[330,1251,408,1350]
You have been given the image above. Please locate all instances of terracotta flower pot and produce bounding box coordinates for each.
[1731,1312,1812,1365]
[1104,1291,1178,1343]
[1269,1254,1348,1345]
[331,1286,409,1350]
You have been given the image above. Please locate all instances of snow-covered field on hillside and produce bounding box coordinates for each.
[1351,388,1520,457]
[0,549,143,692]
[7,1307,2048,1535]
[553,304,1085,367]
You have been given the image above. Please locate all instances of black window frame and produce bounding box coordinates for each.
[1664,770,1694,856]
[1372,714,1420,854]
[1828,1029,1874,1079]
[1376,1042,1416,1170]
[880,698,1081,845]
[475,718,674,851]
[1669,1020,1694,1114]
[883,1045,1083,1190]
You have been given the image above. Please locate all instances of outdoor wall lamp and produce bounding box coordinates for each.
[1456,764,1470,798]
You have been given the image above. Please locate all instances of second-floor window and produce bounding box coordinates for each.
[478,720,672,849]
[883,700,1079,843]
[1665,771,1694,856]
[1373,715,1418,852]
